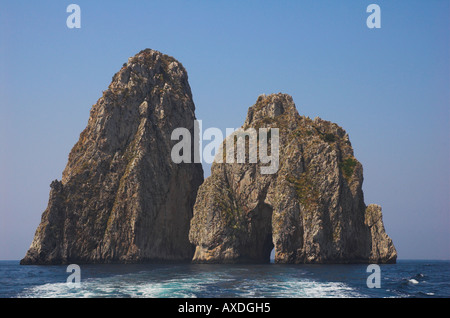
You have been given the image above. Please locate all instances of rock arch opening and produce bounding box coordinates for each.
[270,248,275,264]
[245,202,274,263]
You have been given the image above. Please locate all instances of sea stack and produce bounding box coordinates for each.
[189,93,397,264]
[21,49,204,264]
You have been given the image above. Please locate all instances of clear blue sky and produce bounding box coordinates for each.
[0,0,449,260]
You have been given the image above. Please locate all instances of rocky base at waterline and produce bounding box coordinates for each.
[20,49,204,265]
[189,93,397,264]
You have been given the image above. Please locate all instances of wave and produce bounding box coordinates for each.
[408,279,419,285]
[18,271,363,298]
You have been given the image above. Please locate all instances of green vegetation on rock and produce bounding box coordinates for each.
[286,173,319,210]
[339,157,357,181]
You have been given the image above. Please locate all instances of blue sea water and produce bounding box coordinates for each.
[0,260,448,298]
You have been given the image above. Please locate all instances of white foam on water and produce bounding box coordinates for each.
[18,270,363,298]
[19,272,222,298]
[408,279,419,285]
[19,280,186,298]
[19,282,78,298]
[269,279,364,298]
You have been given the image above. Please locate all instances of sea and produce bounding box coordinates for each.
[0,260,449,298]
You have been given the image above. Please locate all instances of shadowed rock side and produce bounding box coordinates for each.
[21,49,204,264]
[189,93,397,264]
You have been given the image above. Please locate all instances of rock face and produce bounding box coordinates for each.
[21,49,204,264]
[189,93,396,264]
[365,204,397,263]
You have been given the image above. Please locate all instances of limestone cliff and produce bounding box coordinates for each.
[189,93,396,264]
[21,49,204,264]
[365,204,397,263]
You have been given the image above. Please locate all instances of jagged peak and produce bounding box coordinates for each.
[126,48,181,69]
[95,48,194,112]
[244,93,300,127]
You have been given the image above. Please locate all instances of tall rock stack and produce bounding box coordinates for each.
[189,93,396,264]
[21,49,204,264]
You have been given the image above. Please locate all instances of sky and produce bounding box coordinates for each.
[0,0,449,260]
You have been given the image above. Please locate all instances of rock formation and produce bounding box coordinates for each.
[21,49,204,264]
[21,49,396,265]
[189,93,396,264]
[365,204,397,263]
